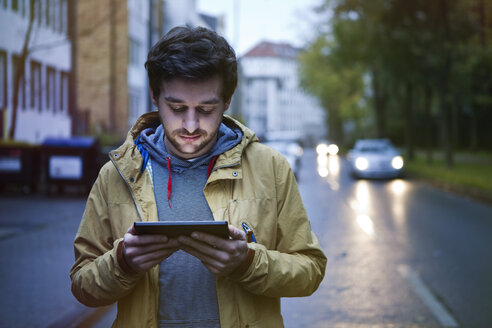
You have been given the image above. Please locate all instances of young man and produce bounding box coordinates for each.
[70,26,326,327]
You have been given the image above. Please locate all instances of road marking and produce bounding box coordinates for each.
[397,265,459,327]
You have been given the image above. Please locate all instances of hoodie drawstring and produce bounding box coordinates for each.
[166,155,218,208]
[166,157,172,208]
[207,155,218,178]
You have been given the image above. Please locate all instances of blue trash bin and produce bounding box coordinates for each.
[0,142,41,193]
[41,137,101,194]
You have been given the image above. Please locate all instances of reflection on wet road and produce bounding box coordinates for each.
[281,149,492,328]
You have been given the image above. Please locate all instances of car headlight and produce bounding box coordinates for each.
[355,157,369,171]
[316,143,329,156]
[327,144,339,155]
[391,156,404,170]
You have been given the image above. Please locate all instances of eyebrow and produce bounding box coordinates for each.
[164,96,220,105]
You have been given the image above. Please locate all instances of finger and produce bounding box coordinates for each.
[127,224,136,234]
[125,233,170,246]
[187,232,226,249]
[228,225,247,241]
[179,244,223,267]
[127,240,180,256]
[131,247,180,266]
[179,234,220,253]
[179,245,230,276]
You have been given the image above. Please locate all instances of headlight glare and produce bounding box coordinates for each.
[391,156,404,170]
[355,157,369,171]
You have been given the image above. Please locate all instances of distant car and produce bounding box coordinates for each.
[316,140,339,156]
[263,140,303,180]
[347,139,404,179]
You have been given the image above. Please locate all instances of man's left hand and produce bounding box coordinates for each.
[178,224,249,277]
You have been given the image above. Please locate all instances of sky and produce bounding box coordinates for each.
[197,0,324,56]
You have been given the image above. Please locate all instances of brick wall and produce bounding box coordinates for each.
[76,0,129,137]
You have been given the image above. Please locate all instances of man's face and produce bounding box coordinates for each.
[151,76,230,160]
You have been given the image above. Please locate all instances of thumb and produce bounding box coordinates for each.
[228,225,246,241]
[127,223,137,235]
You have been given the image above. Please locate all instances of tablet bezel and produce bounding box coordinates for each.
[133,221,229,239]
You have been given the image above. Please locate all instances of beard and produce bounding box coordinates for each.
[164,128,218,159]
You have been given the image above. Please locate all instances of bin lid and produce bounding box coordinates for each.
[42,136,98,148]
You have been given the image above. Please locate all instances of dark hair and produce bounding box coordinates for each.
[145,26,237,102]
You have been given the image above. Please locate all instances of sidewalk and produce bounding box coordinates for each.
[0,193,116,327]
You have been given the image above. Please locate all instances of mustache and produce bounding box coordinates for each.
[172,129,207,136]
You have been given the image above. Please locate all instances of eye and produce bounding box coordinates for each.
[197,107,215,114]
[170,106,186,112]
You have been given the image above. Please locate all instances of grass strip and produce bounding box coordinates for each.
[405,151,492,202]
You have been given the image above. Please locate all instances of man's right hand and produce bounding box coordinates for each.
[122,224,179,273]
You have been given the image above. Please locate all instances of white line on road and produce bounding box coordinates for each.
[397,264,459,327]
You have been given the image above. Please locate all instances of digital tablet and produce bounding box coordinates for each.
[133,221,229,239]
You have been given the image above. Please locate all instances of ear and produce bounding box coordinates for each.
[149,85,158,107]
[224,98,232,111]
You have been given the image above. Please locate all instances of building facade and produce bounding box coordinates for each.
[76,0,222,139]
[240,41,326,144]
[0,0,72,143]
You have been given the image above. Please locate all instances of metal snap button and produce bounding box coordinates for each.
[232,171,238,177]
[113,153,119,158]
[129,177,134,182]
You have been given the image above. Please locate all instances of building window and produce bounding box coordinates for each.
[30,61,41,111]
[0,50,6,110]
[60,71,68,112]
[30,0,41,24]
[46,0,50,26]
[129,38,141,66]
[12,55,26,110]
[129,90,140,124]
[52,0,58,31]
[47,67,56,112]
[60,0,67,34]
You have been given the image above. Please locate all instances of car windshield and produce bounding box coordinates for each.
[354,140,392,152]
[358,145,389,152]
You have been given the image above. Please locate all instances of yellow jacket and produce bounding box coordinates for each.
[70,112,326,327]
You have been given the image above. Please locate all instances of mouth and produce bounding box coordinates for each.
[179,134,201,142]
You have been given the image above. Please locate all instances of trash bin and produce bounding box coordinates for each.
[41,137,101,194]
[0,142,41,193]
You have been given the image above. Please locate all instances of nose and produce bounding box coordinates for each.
[182,109,199,133]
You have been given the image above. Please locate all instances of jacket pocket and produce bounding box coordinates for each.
[226,198,277,249]
[235,287,283,328]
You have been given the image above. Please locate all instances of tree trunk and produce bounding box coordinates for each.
[8,2,36,139]
[424,86,433,164]
[469,105,478,151]
[439,0,453,169]
[371,68,386,138]
[404,82,415,161]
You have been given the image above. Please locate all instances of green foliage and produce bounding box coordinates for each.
[298,34,365,145]
[301,0,492,154]
[406,150,492,197]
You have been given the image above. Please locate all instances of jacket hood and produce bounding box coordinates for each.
[110,112,258,181]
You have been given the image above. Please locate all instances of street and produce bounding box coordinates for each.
[0,149,491,327]
[282,150,492,328]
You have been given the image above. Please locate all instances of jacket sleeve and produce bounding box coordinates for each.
[229,154,327,297]
[69,163,143,307]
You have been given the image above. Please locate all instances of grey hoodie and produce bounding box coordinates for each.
[137,121,242,328]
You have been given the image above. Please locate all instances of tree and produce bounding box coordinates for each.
[298,35,364,145]
[9,0,37,139]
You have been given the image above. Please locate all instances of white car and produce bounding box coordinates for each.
[263,140,303,180]
[347,139,404,179]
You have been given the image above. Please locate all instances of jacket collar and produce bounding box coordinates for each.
[109,111,258,182]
